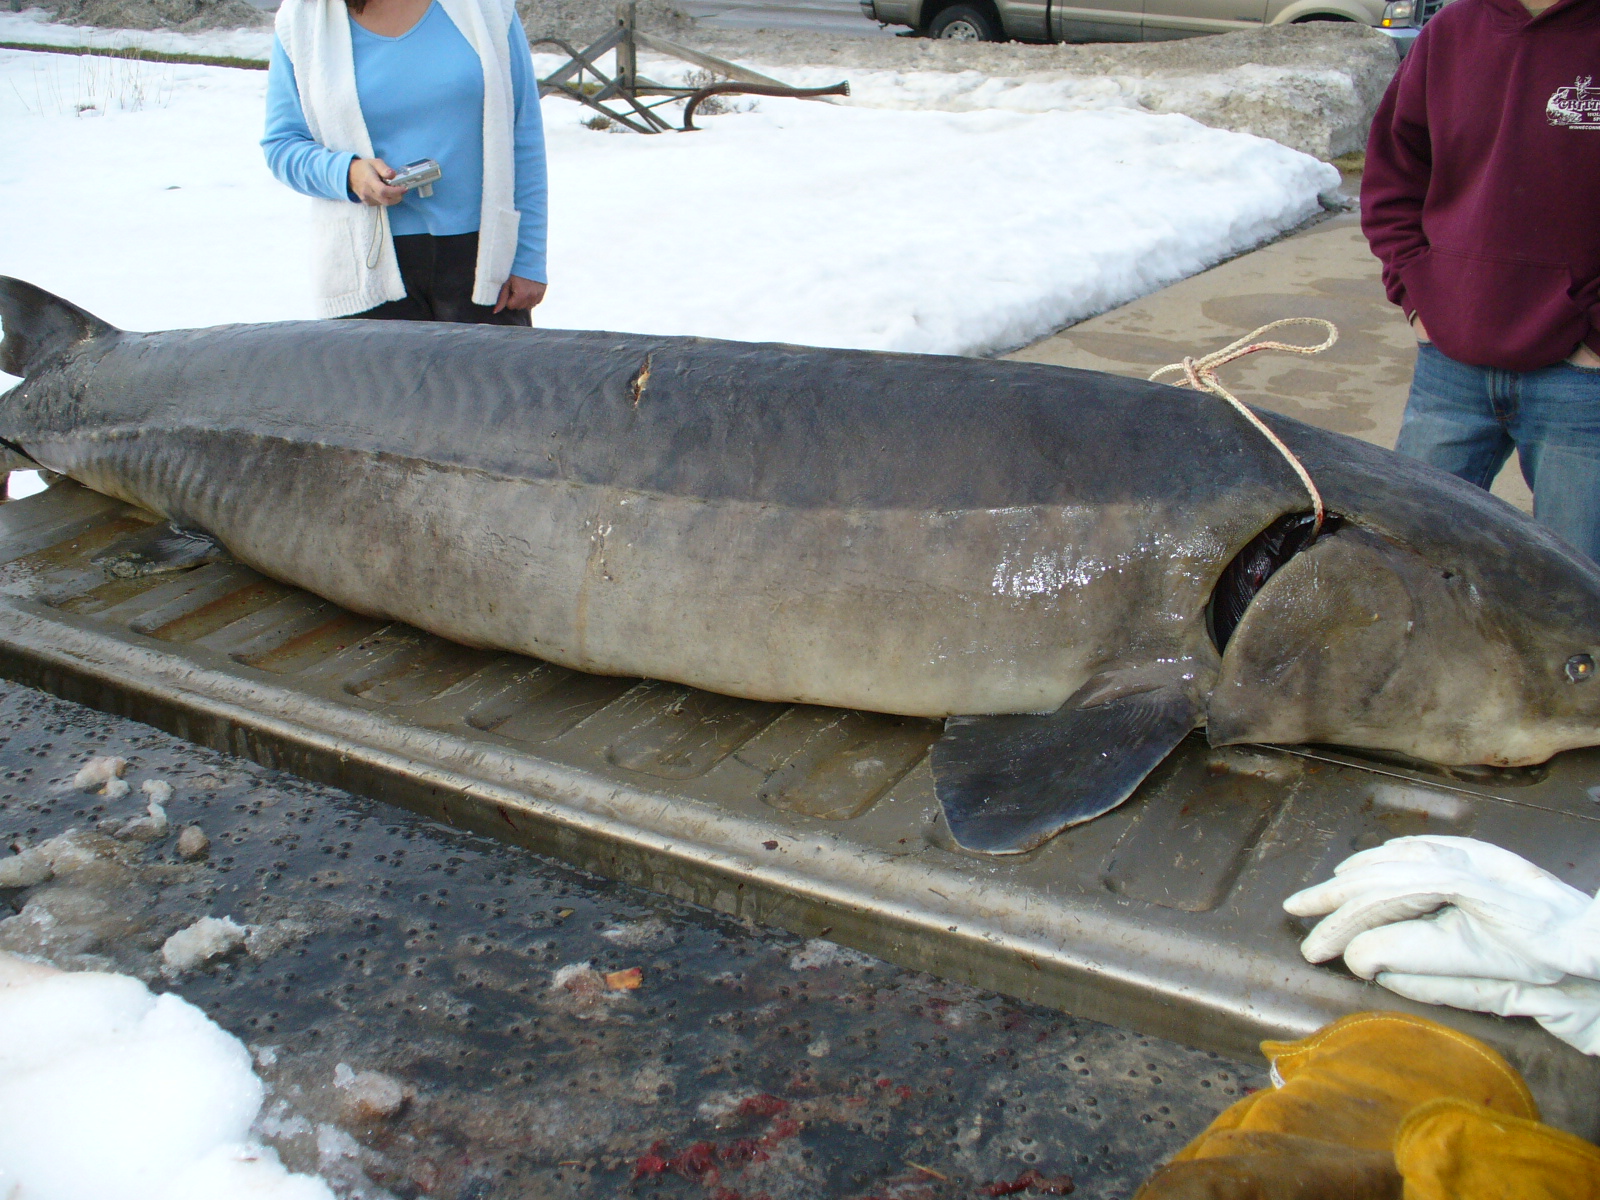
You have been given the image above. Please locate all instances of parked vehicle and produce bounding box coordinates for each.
[860,0,1441,48]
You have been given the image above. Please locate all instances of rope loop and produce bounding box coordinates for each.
[1150,318,1338,533]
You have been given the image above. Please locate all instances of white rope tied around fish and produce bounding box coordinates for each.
[1150,317,1338,533]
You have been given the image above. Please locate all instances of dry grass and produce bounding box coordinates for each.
[681,67,759,118]
[1331,150,1365,175]
[9,42,177,115]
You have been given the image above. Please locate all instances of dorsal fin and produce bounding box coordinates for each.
[0,277,117,379]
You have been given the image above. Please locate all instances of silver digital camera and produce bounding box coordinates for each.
[387,159,442,198]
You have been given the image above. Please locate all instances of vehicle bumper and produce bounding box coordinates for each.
[1376,25,1421,53]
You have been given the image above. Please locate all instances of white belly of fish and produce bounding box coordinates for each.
[50,432,1222,718]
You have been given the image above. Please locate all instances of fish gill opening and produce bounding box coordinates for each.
[1206,510,1342,653]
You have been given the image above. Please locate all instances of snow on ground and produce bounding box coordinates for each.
[0,951,333,1200]
[0,7,273,58]
[2,47,1336,357]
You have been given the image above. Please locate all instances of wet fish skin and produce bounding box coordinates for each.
[0,302,1303,721]
[1211,426,1600,768]
[3,277,1600,853]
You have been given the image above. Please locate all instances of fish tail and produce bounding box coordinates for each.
[0,277,117,379]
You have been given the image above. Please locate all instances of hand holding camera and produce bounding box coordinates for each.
[349,157,442,206]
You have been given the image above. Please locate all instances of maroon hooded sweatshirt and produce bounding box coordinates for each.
[1362,0,1600,372]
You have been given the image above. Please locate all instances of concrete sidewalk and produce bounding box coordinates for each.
[1007,211,1533,513]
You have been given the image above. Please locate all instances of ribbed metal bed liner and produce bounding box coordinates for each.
[0,480,1595,1134]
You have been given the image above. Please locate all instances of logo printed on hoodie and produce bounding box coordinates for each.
[1548,76,1600,129]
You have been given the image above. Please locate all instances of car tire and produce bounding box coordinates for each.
[928,4,1000,39]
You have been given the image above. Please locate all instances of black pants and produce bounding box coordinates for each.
[341,232,531,326]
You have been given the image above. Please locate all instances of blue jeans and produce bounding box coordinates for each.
[1395,343,1600,563]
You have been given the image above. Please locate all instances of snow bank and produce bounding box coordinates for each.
[0,952,333,1200]
[1,47,1335,357]
[542,99,1337,353]
[719,59,1376,160]
[694,22,1398,157]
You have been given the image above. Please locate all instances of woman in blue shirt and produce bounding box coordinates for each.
[263,0,548,324]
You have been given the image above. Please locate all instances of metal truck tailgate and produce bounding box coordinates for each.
[0,481,1595,1133]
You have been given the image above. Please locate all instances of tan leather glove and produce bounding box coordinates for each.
[1133,1011,1538,1200]
[1395,1097,1600,1200]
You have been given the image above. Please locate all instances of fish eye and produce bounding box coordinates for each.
[1566,654,1595,683]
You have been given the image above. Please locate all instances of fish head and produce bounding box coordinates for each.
[1207,513,1600,768]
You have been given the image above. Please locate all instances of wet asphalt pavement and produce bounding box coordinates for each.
[0,679,1263,1199]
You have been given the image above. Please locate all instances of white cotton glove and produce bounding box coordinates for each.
[1284,836,1600,1056]
[1284,835,1600,983]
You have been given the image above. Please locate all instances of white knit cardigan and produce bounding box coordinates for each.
[275,0,522,317]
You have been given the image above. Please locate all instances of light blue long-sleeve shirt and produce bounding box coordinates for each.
[262,3,548,283]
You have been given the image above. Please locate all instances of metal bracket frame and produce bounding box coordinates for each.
[536,1,849,132]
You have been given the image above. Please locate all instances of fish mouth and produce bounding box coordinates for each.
[1206,510,1338,652]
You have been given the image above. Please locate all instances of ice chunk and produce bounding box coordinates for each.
[119,799,170,843]
[176,825,210,860]
[789,938,877,971]
[162,916,248,971]
[102,777,132,800]
[0,950,334,1199]
[332,1062,407,1119]
[37,831,101,875]
[0,831,105,888]
[0,844,54,889]
[245,919,312,959]
[141,779,174,805]
[72,756,127,792]
[314,1123,364,1173]
[600,917,670,947]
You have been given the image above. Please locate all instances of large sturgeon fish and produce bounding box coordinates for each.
[4,277,1600,854]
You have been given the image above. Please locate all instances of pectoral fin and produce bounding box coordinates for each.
[932,680,1201,855]
[93,523,232,579]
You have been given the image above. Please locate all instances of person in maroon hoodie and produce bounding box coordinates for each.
[1362,0,1600,561]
